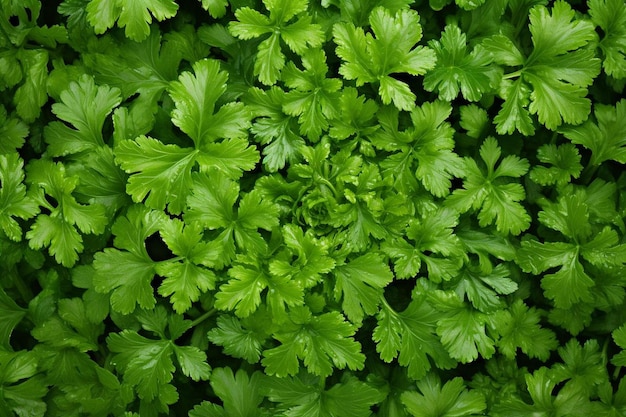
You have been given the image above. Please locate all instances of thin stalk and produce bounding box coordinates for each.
[189,308,217,328]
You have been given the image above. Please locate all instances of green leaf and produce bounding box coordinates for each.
[530,143,583,186]
[13,49,49,123]
[269,224,336,289]
[173,345,212,381]
[282,49,342,140]
[208,315,265,363]
[374,295,455,380]
[262,307,365,377]
[186,171,279,264]
[328,86,379,142]
[424,25,499,101]
[107,330,175,401]
[446,137,530,235]
[372,101,464,197]
[190,368,264,417]
[383,207,464,281]
[247,86,305,172]
[430,291,496,362]
[26,160,107,267]
[229,0,324,85]
[0,105,28,154]
[87,0,178,41]
[517,240,594,308]
[333,252,393,323]
[492,299,557,361]
[459,104,489,139]
[560,100,626,166]
[0,288,26,350]
[53,297,105,345]
[0,350,47,417]
[200,0,229,18]
[612,324,626,366]
[491,1,601,133]
[492,367,598,417]
[155,218,217,313]
[401,374,486,417]
[215,255,303,318]
[264,373,385,417]
[333,7,437,110]
[454,264,518,312]
[93,205,165,314]
[0,153,39,241]
[44,75,121,157]
[493,78,535,136]
[169,59,250,147]
[589,0,626,78]
[551,339,607,397]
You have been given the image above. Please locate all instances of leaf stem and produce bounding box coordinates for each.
[190,308,217,328]
[12,270,34,303]
[502,70,522,80]
[580,163,599,185]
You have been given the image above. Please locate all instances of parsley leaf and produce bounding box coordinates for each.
[0,287,27,350]
[269,224,336,290]
[208,315,267,364]
[487,1,601,134]
[0,350,47,417]
[215,253,303,318]
[517,192,626,308]
[429,290,496,362]
[108,327,210,402]
[185,170,279,267]
[382,207,464,281]
[44,75,121,157]
[229,0,324,85]
[529,143,583,187]
[446,137,531,235]
[560,99,626,167]
[26,159,108,267]
[374,294,455,380]
[333,7,437,110]
[612,324,626,366]
[0,105,28,154]
[115,59,256,214]
[262,306,365,377]
[189,368,265,417]
[155,218,217,314]
[264,373,385,417]
[86,0,178,41]
[372,101,464,197]
[168,59,250,147]
[0,153,39,242]
[333,252,393,323]
[401,374,487,417]
[492,299,557,361]
[452,264,518,312]
[282,48,342,141]
[93,204,166,314]
[589,0,626,79]
[424,25,500,102]
[551,339,607,397]
[247,86,305,172]
[492,367,598,417]
[115,135,197,215]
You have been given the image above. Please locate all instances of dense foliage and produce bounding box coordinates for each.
[1,0,626,415]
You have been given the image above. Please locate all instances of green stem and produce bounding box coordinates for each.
[502,70,523,80]
[189,308,217,328]
[11,269,34,304]
[580,163,600,185]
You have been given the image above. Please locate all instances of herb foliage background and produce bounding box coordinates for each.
[1,0,626,415]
